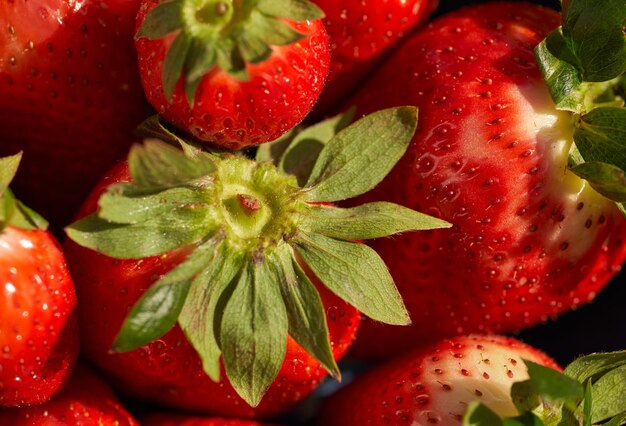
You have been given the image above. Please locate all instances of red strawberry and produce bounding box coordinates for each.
[0,153,78,406]
[134,0,330,149]
[321,335,561,425]
[0,0,150,226]
[0,364,139,425]
[64,110,443,417]
[142,412,275,426]
[310,0,439,114]
[341,2,626,359]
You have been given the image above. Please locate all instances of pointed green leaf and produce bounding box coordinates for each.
[565,351,626,383]
[511,379,542,413]
[583,380,593,426]
[502,414,546,426]
[574,107,626,171]
[162,31,192,100]
[66,203,213,259]
[300,202,451,240]
[136,0,184,40]
[463,402,504,426]
[1,189,48,231]
[256,128,297,165]
[238,29,273,64]
[271,245,339,379]
[135,115,187,147]
[570,161,626,203]
[591,364,626,423]
[293,232,410,325]
[604,412,626,426]
[112,238,223,352]
[128,140,216,191]
[0,152,21,196]
[305,106,418,202]
[220,260,288,407]
[178,243,242,382]
[257,0,324,21]
[216,42,248,80]
[185,39,217,83]
[524,360,585,407]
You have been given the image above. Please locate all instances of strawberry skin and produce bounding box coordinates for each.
[135,0,330,150]
[63,161,359,418]
[311,0,439,114]
[321,335,560,426]
[0,364,139,425]
[0,0,149,226]
[344,2,626,359]
[0,226,78,406]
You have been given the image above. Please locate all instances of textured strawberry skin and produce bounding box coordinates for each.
[0,226,78,406]
[311,0,439,114]
[0,0,150,227]
[345,2,626,359]
[0,364,139,425]
[321,335,560,426]
[63,162,360,419]
[135,0,330,150]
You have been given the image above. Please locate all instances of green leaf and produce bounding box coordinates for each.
[293,232,410,325]
[300,202,451,240]
[583,380,593,426]
[178,242,242,381]
[502,414,546,426]
[574,107,626,171]
[305,106,418,202]
[271,245,339,379]
[66,203,213,259]
[525,360,585,407]
[570,161,626,203]
[590,364,626,423]
[112,237,224,352]
[136,0,183,40]
[561,0,626,82]
[216,41,248,80]
[162,31,192,100]
[463,402,503,426]
[0,152,21,196]
[257,0,324,21]
[565,351,626,383]
[255,129,297,164]
[128,139,216,191]
[604,412,626,426]
[0,189,48,231]
[511,380,542,413]
[220,260,288,407]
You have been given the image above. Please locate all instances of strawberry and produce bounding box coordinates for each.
[134,0,330,150]
[142,412,275,425]
[0,0,150,227]
[63,111,447,416]
[0,153,78,407]
[321,335,626,425]
[336,1,626,358]
[0,364,139,425]
[310,0,439,115]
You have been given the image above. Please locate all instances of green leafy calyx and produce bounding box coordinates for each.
[66,107,451,407]
[136,0,324,103]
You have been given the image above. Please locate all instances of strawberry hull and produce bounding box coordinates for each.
[344,2,626,359]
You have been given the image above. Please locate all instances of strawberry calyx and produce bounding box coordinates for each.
[0,152,48,232]
[135,0,324,103]
[463,350,626,426]
[534,0,626,214]
[65,107,451,407]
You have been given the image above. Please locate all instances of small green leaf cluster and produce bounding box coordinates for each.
[136,0,324,103]
[534,0,626,213]
[463,351,626,426]
[66,107,451,407]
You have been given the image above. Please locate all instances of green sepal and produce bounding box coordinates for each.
[215,41,248,80]
[178,240,242,381]
[257,0,324,21]
[589,364,626,423]
[238,11,303,64]
[573,107,626,171]
[524,360,584,409]
[583,380,593,426]
[220,260,288,407]
[136,0,184,40]
[305,106,418,202]
[565,351,626,383]
[570,162,626,205]
[293,232,410,326]
[0,152,21,196]
[112,236,223,352]
[604,413,626,426]
[300,202,451,240]
[463,402,504,426]
[271,244,339,379]
[163,31,193,101]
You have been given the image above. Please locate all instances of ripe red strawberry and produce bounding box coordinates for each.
[64,110,445,417]
[0,153,78,406]
[134,0,330,150]
[142,412,275,426]
[0,0,150,226]
[321,335,561,425]
[342,2,626,358]
[0,364,139,425]
[310,0,439,114]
